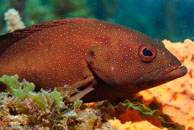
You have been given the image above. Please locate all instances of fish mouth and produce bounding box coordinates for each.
[135,65,187,90]
[155,65,187,83]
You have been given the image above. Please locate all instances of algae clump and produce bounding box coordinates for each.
[0,74,115,130]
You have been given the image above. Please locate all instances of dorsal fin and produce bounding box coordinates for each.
[0,19,69,56]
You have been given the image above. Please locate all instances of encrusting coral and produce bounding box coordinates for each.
[4,8,25,32]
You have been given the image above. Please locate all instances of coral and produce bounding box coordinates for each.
[0,74,115,130]
[4,8,25,32]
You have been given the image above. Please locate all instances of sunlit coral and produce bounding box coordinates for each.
[4,8,25,32]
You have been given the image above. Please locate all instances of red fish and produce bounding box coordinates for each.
[0,18,187,102]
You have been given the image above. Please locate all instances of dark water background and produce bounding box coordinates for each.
[0,0,193,42]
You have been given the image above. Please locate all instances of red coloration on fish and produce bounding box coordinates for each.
[0,18,187,102]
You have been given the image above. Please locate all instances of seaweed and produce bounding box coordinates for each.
[98,100,184,130]
[0,74,115,130]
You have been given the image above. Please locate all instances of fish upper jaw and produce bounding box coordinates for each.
[134,64,187,90]
[153,65,187,84]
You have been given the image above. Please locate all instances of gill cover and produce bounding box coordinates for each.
[86,44,120,87]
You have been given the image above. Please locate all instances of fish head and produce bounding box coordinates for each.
[133,38,187,91]
[86,35,187,93]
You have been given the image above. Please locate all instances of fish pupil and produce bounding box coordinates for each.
[143,48,153,56]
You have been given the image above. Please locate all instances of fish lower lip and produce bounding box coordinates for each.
[157,65,187,82]
[135,65,187,91]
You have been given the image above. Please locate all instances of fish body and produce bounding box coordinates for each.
[0,18,187,102]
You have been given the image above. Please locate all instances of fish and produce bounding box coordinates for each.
[0,18,187,102]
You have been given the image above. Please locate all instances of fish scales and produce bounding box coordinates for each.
[0,18,187,102]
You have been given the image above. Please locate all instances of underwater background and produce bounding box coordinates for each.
[0,0,194,129]
[0,0,193,42]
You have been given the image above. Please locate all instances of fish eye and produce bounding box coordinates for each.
[138,45,156,62]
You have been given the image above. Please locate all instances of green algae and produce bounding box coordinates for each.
[0,74,115,130]
[0,75,35,98]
